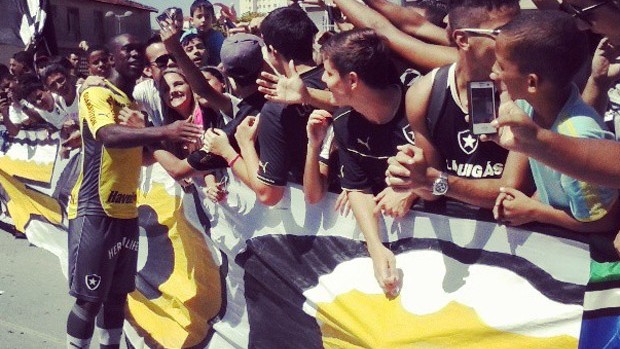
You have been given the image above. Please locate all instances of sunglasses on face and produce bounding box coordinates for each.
[151,54,177,69]
[559,0,611,27]
[457,28,501,39]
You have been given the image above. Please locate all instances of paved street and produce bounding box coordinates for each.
[0,228,70,349]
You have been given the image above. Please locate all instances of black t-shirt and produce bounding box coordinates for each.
[187,92,266,171]
[256,66,326,186]
[430,71,508,178]
[333,85,414,194]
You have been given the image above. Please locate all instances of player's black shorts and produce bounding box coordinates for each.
[68,215,139,302]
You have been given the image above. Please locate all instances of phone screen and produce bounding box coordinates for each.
[156,13,169,27]
[468,81,497,135]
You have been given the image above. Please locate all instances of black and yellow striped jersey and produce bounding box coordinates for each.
[68,81,142,219]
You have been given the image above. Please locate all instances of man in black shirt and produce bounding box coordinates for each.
[386,0,531,211]
[238,7,326,206]
[323,28,413,296]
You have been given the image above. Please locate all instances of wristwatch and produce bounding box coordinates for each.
[432,172,449,196]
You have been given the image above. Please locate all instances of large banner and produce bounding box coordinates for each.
[0,0,49,47]
[1,128,620,348]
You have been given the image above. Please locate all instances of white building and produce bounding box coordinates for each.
[239,0,288,17]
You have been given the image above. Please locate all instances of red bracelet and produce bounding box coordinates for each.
[228,153,241,167]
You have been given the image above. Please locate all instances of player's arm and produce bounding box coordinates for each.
[82,88,203,148]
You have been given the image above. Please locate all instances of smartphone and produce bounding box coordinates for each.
[166,7,183,26]
[156,12,169,28]
[326,6,343,23]
[467,80,498,135]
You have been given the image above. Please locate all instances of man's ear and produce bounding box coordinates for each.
[348,71,359,90]
[527,73,539,93]
[143,65,152,79]
[453,30,470,51]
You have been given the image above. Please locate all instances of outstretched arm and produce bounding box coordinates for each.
[364,0,449,45]
[160,18,233,115]
[582,37,620,116]
[481,90,620,189]
[333,0,457,72]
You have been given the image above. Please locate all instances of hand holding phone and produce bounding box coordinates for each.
[468,81,498,135]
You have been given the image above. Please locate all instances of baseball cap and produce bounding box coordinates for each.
[220,33,264,81]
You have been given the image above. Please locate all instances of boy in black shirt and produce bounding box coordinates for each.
[324,29,414,296]
[238,7,326,206]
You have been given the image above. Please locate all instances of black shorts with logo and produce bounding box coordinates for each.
[68,215,139,302]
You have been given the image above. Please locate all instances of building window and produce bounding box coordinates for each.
[67,7,80,41]
[94,10,105,44]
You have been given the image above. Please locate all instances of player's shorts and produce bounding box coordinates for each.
[68,215,139,302]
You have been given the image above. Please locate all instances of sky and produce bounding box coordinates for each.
[138,0,239,30]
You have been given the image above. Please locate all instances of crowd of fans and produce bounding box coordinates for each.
[1,0,619,347]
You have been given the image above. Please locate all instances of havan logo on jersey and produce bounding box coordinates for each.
[106,190,137,204]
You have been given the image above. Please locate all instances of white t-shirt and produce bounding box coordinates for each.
[133,79,163,127]
[37,93,77,129]
[8,105,29,125]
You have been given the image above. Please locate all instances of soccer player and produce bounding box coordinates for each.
[65,34,202,349]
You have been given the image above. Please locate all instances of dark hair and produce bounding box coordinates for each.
[321,29,398,89]
[14,73,45,101]
[448,0,519,31]
[48,56,74,71]
[260,7,318,62]
[190,0,215,17]
[41,63,69,83]
[407,0,448,27]
[200,65,226,85]
[498,11,587,87]
[85,44,109,58]
[146,34,162,47]
[0,64,10,79]
[12,51,34,68]
[181,33,203,47]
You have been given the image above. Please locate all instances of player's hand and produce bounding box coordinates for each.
[78,76,106,95]
[118,107,145,128]
[164,120,203,143]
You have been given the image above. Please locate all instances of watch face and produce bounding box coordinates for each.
[434,182,448,195]
[433,175,448,195]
